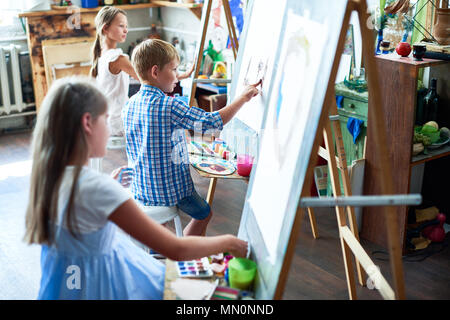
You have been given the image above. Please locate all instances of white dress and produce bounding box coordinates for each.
[37,166,165,299]
[96,48,130,137]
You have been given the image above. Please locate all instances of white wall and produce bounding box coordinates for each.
[116,7,200,63]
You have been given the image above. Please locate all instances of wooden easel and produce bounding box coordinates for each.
[188,0,240,207]
[273,0,406,300]
[307,99,366,289]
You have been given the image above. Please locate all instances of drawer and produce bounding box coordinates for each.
[340,96,368,119]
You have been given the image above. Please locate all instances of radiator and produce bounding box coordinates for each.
[0,45,35,117]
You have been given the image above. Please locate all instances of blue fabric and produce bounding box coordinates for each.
[123,84,223,207]
[336,95,344,109]
[38,222,165,299]
[177,189,211,220]
[347,117,364,144]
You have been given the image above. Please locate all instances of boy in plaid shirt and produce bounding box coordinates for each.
[123,39,259,236]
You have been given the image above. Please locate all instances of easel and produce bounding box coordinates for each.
[272,0,421,300]
[307,99,366,289]
[188,0,240,207]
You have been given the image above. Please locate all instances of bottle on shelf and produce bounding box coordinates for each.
[148,23,162,39]
[422,78,439,123]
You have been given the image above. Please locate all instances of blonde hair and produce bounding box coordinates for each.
[90,6,127,78]
[24,77,107,245]
[131,39,180,82]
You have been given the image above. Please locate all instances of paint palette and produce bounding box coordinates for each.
[190,154,236,176]
[176,257,214,278]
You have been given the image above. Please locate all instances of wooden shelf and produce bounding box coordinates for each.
[151,1,202,8]
[375,53,449,68]
[18,2,202,18]
[411,144,450,166]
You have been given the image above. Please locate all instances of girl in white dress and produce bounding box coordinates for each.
[24,77,248,299]
[91,6,137,149]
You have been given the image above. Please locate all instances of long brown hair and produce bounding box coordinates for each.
[24,77,107,245]
[90,6,127,78]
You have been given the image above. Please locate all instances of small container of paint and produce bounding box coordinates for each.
[236,154,254,177]
[212,139,226,151]
[228,258,257,291]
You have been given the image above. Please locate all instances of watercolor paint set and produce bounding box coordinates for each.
[176,257,214,278]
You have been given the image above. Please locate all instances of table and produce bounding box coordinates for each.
[188,152,249,206]
[196,82,228,94]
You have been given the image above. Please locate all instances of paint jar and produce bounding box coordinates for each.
[217,145,223,157]
[228,258,257,291]
[236,154,253,177]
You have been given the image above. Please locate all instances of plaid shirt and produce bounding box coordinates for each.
[122,84,223,206]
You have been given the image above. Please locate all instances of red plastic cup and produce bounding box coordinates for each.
[237,154,253,177]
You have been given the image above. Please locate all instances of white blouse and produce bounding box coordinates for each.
[96,48,130,137]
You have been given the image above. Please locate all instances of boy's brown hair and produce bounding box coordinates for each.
[131,39,180,82]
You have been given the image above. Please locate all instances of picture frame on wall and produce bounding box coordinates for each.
[343,23,356,80]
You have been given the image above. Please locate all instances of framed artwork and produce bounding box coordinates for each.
[343,24,355,80]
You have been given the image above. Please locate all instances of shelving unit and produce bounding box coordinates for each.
[18,2,203,18]
[361,54,450,253]
[18,1,203,111]
[411,145,450,166]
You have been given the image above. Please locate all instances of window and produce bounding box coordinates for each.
[0,2,26,41]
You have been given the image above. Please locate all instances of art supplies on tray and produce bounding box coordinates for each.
[188,138,235,161]
[188,138,238,176]
[176,257,214,278]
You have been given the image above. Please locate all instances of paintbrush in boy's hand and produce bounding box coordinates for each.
[252,79,262,88]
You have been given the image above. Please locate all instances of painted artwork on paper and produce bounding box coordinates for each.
[207,0,246,53]
[247,10,328,263]
[233,0,287,132]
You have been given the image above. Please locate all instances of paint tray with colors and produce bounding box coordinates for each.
[176,257,213,278]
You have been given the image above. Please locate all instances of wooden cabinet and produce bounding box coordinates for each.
[335,82,368,167]
[327,83,368,197]
[361,54,450,253]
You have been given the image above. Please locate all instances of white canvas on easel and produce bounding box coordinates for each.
[237,0,416,300]
[231,0,286,132]
[247,9,328,263]
[237,0,351,299]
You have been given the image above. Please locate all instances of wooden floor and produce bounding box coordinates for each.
[1,131,449,300]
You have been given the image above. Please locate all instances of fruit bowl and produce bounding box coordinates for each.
[427,136,450,149]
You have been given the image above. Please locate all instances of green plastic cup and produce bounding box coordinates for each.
[228,258,257,290]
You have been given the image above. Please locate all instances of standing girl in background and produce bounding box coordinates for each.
[24,77,248,299]
[90,6,137,149]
